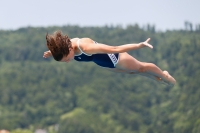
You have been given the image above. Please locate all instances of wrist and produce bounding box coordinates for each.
[138,43,144,48]
[48,51,52,55]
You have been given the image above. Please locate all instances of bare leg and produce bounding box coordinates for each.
[115,52,176,86]
[106,68,164,84]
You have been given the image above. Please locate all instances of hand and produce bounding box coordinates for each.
[140,38,153,49]
[43,50,52,58]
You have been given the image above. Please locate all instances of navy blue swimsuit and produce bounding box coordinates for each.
[74,40,119,68]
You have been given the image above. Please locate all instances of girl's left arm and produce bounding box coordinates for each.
[84,38,153,54]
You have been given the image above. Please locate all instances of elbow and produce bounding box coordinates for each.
[113,46,122,53]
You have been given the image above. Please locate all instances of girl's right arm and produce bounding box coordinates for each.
[43,50,52,58]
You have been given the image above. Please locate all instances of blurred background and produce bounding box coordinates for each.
[0,0,200,133]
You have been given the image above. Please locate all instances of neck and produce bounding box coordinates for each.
[71,38,80,55]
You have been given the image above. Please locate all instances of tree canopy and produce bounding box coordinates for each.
[0,24,199,133]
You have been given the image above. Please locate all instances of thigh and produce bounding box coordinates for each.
[105,67,130,74]
[116,52,142,71]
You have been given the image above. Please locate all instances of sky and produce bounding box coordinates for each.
[0,0,200,31]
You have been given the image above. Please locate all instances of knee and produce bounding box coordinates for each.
[138,63,154,72]
[138,67,146,72]
[138,65,146,72]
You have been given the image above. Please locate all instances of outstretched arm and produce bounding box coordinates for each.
[43,50,52,58]
[84,38,153,54]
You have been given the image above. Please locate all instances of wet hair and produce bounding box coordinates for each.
[46,31,72,61]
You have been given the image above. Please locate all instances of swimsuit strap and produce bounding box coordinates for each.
[77,39,84,54]
[76,39,92,56]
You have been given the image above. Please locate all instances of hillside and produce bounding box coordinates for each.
[0,25,200,133]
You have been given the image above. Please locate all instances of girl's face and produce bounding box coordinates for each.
[60,48,74,63]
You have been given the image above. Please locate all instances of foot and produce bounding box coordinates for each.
[163,71,176,85]
[155,76,162,81]
[154,76,171,86]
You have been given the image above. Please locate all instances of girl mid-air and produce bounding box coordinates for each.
[43,31,176,86]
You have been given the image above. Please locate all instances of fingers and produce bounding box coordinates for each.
[146,38,151,43]
[144,38,153,49]
[145,43,153,49]
[43,54,47,58]
[148,44,153,49]
[43,52,49,58]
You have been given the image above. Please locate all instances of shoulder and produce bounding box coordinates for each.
[70,37,79,42]
[80,38,94,43]
[77,38,97,53]
[71,37,95,44]
[79,38,95,48]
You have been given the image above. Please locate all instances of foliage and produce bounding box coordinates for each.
[0,25,199,133]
